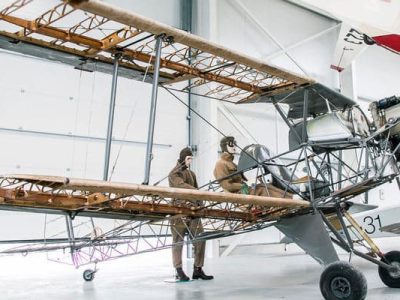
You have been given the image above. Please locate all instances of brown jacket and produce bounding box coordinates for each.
[169,162,198,189]
[214,152,245,193]
[169,162,201,207]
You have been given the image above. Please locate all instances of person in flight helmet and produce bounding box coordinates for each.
[168,147,214,282]
[214,136,293,198]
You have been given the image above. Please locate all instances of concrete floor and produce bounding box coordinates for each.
[0,246,400,299]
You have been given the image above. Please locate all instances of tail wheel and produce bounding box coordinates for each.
[320,261,367,300]
[83,269,95,282]
[379,251,400,288]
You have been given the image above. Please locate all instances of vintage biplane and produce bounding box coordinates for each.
[1,1,400,299]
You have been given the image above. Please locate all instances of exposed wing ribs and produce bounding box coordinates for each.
[0,0,314,103]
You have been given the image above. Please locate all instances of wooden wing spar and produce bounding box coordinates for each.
[0,175,310,222]
[0,0,314,103]
[0,1,311,227]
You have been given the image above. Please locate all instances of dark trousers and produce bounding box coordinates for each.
[171,217,205,268]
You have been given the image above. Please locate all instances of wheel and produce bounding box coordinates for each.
[320,261,367,300]
[378,251,400,288]
[83,269,95,282]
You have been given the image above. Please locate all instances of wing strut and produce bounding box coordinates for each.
[144,35,164,185]
[104,53,121,181]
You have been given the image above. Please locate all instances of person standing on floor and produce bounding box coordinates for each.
[168,147,214,281]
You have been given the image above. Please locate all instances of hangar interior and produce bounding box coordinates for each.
[0,0,400,299]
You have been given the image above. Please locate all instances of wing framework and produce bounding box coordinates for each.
[0,0,314,103]
[0,174,310,223]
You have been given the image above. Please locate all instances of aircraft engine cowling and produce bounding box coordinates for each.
[288,106,370,153]
[370,95,400,161]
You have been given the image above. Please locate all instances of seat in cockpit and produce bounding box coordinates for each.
[238,144,330,199]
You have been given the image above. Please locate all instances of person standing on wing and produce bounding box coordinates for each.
[168,147,214,281]
[214,136,294,198]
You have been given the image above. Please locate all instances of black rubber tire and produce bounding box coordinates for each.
[378,251,400,288]
[320,261,367,300]
[83,269,95,282]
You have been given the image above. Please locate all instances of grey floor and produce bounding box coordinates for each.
[0,247,400,299]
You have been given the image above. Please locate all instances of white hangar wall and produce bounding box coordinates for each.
[0,0,188,242]
[191,0,340,187]
[0,52,188,183]
[356,46,400,100]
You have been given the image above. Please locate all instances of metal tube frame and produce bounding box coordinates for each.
[65,215,77,266]
[272,98,302,144]
[103,53,121,181]
[321,210,396,271]
[335,208,354,249]
[320,211,352,252]
[143,35,164,185]
[181,0,193,148]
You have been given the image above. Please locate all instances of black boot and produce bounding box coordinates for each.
[176,267,190,281]
[192,267,214,280]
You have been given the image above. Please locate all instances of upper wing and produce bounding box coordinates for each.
[0,0,313,103]
[238,82,356,119]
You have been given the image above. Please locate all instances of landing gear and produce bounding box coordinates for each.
[379,251,400,288]
[83,269,96,282]
[320,261,367,300]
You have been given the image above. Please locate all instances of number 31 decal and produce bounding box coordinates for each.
[363,215,382,234]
